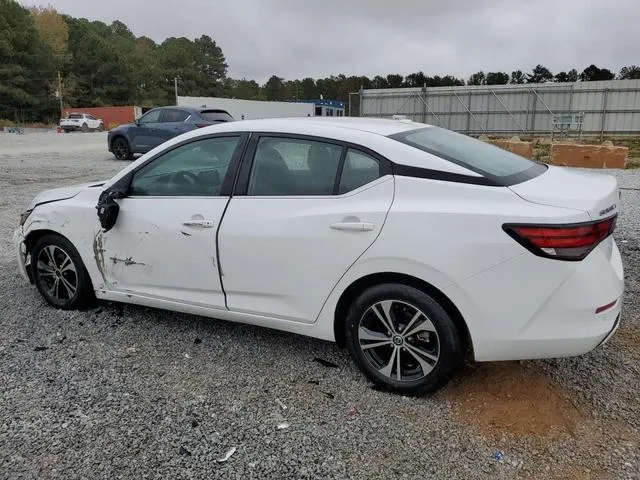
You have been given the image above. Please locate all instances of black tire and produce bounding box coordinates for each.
[31,234,95,310]
[111,136,133,160]
[63,129,70,133]
[81,123,89,132]
[97,123,105,132]
[344,283,462,395]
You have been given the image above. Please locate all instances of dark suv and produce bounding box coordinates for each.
[107,106,233,160]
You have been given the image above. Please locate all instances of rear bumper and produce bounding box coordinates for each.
[449,238,624,362]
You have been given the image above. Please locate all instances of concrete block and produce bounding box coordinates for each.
[549,143,628,169]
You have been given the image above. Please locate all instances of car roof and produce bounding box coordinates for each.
[149,106,229,114]
[209,116,432,137]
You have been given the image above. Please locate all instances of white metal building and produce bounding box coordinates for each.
[355,79,640,137]
[177,96,314,121]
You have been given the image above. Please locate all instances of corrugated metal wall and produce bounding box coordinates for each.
[358,79,640,136]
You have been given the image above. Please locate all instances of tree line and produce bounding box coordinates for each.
[2,0,640,123]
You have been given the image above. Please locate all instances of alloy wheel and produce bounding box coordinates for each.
[358,300,440,382]
[36,245,78,302]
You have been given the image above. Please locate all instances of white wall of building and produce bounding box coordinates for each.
[177,96,314,120]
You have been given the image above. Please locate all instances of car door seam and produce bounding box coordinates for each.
[313,176,397,324]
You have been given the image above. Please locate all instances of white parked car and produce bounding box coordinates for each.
[14,117,623,394]
[60,113,104,133]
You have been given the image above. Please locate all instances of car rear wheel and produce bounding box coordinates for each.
[97,123,105,132]
[112,137,133,160]
[344,284,463,395]
[31,234,94,310]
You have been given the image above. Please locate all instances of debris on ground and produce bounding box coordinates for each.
[178,446,192,457]
[184,353,191,359]
[33,346,48,352]
[347,406,358,418]
[275,398,287,410]
[491,451,504,461]
[216,447,237,463]
[194,338,202,344]
[323,392,335,399]
[277,422,290,430]
[313,357,339,368]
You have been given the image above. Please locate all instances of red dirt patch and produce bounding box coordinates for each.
[444,362,584,440]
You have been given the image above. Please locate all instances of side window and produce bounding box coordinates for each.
[139,110,162,124]
[247,137,342,196]
[339,149,381,194]
[162,109,190,123]
[87,115,96,120]
[129,136,241,197]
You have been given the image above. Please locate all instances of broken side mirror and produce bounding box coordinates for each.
[96,172,133,231]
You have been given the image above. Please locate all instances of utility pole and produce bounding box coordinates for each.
[174,77,178,105]
[58,71,63,116]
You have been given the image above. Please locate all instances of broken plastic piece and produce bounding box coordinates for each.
[275,398,287,410]
[184,353,191,359]
[179,446,192,456]
[34,346,48,352]
[277,422,289,430]
[216,447,237,463]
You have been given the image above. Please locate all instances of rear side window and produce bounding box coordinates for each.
[390,127,546,185]
[247,137,342,196]
[200,110,233,122]
[68,113,83,119]
[339,150,381,194]
[162,109,190,123]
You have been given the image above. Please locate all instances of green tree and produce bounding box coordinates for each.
[486,72,509,85]
[527,64,553,83]
[510,70,526,84]
[468,71,486,85]
[580,64,615,81]
[264,75,286,100]
[0,0,55,121]
[386,74,404,88]
[618,65,640,80]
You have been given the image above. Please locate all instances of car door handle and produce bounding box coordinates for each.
[330,222,375,232]
[182,219,215,228]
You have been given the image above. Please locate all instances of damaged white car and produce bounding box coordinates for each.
[15,117,624,394]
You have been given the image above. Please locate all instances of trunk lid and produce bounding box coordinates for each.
[509,165,620,220]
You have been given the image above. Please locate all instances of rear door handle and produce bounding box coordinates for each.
[330,222,374,232]
[182,219,215,228]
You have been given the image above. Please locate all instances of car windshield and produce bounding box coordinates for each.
[390,127,547,185]
[200,110,233,122]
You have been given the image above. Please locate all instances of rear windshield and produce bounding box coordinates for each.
[390,127,546,186]
[200,110,233,122]
[67,113,84,119]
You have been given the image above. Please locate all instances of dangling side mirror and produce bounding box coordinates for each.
[96,172,133,231]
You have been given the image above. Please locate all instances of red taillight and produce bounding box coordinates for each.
[503,215,617,261]
[195,123,209,128]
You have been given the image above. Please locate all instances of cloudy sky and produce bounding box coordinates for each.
[20,0,639,82]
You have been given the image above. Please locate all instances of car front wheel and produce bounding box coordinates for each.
[31,234,94,310]
[344,284,463,395]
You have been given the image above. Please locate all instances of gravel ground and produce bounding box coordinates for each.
[0,132,638,479]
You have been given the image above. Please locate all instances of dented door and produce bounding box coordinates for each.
[96,135,245,308]
[98,198,227,307]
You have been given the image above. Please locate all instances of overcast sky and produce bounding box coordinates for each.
[20,0,639,83]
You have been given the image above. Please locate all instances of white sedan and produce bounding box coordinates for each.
[14,117,624,394]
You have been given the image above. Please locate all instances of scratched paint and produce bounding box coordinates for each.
[109,256,146,266]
